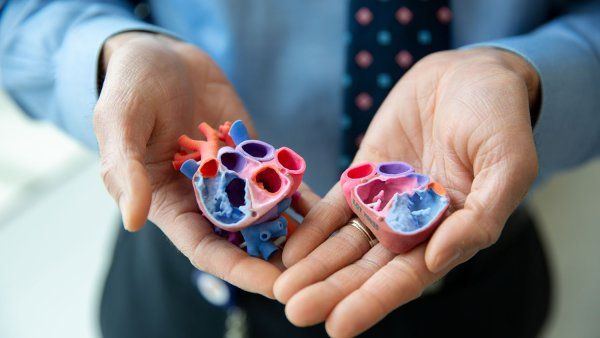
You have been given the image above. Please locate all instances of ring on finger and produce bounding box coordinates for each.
[347,217,378,248]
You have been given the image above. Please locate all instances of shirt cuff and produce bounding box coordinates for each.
[55,9,174,149]
[464,22,600,181]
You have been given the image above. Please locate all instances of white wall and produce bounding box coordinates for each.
[532,161,600,338]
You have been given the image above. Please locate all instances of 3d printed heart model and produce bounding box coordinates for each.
[173,120,306,260]
[340,162,450,254]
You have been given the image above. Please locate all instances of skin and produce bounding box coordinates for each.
[94,31,283,298]
[275,48,540,337]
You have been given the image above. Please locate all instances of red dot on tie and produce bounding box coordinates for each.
[395,7,412,25]
[355,93,373,111]
[396,50,413,69]
[355,7,373,26]
[437,6,452,24]
[355,50,373,68]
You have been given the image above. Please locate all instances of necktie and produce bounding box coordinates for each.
[341,0,452,168]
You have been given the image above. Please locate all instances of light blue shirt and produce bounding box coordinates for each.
[1,0,599,193]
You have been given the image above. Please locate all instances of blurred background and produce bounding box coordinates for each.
[0,89,598,338]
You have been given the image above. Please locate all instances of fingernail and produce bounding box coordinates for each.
[433,250,460,273]
[118,194,132,231]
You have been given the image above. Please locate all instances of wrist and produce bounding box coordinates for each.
[484,48,541,125]
[98,32,152,91]
[98,31,180,92]
[102,32,154,67]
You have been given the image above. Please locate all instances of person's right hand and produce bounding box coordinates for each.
[93,32,280,297]
[275,48,540,336]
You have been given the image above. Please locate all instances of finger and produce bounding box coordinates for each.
[192,234,282,298]
[425,134,538,273]
[153,196,282,298]
[326,245,446,337]
[291,182,321,217]
[94,88,153,232]
[282,183,352,267]
[284,244,394,327]
[274,223,373,303]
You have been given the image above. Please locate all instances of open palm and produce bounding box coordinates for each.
[275,49,539,336]
[94,33,280,297]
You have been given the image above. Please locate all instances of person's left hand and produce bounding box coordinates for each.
[273,48,540,337]
[94,32,284,297]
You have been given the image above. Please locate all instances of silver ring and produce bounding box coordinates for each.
[348,217,379,248]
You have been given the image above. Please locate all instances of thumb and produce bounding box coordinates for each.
[425,133,538,272]
[281,146,383,267]
[93,95,153,232]
[115,158,152,232]
[282,183,352,267]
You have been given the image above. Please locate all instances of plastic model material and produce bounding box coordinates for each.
[340,162,449,253]
[173,120,306,260]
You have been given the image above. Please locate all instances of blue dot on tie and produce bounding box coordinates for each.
[417,30,432,45]
[377,73,392,88]
[343,74,352,87]
[377,30,392,46]
[339,156,351,169]
[341,115,352,129]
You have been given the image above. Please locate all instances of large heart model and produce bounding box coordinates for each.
[173,120,305,259]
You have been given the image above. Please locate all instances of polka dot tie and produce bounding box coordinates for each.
[341,0,451,168]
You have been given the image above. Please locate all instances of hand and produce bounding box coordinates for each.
[274,48,540,336]
[94,32,280,297]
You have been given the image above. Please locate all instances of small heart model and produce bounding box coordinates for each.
[340,162,450,253]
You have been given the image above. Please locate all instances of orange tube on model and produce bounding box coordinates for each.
[172,122,220,177]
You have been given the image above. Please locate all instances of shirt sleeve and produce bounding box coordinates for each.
[0,1,171,149]
[469,1,600,181]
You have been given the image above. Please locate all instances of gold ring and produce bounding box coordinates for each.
[348,217,378,248]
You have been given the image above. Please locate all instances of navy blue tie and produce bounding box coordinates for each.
[341,0,452,168]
